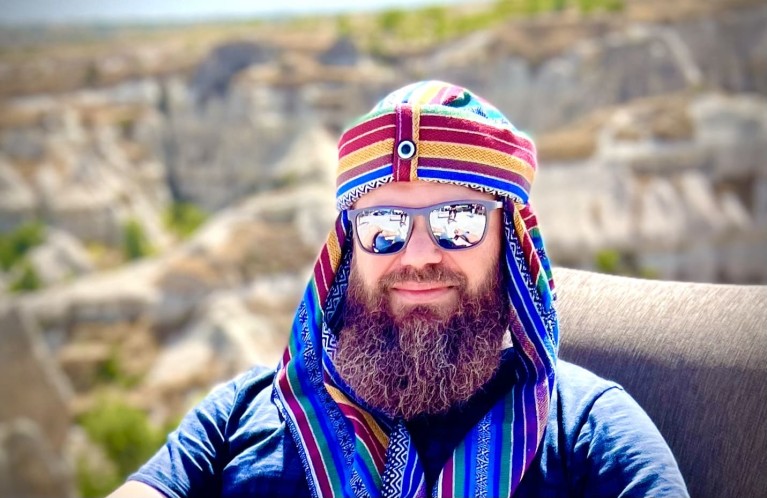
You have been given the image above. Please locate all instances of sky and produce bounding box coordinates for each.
[0,0,477,25]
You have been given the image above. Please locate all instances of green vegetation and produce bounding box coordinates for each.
[79,397,166,476]
[495,0,623,16]
[121,218,152,260]
[76,455,121,498]
[96,346,142,388]
[9,259,42,293]
[595,249,658,279]
[335,14,353,37]
[0,221,45,271]
[342,0,625,55]
[77,396,171,497]
[423,6,449,41]
[163,201,207,238]
[1,221,46,293]
[577,0,625,13]
[377,8,406,34]
[595,248,622,274]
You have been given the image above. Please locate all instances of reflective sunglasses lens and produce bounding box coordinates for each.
[355,209,411,254]
[430,203,489,250]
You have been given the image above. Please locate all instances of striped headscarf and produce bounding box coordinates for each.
[272,80,559,497]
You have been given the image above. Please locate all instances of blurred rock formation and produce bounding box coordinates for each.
[1,3,763,287]
[0,304,77,497]
[0,419,78,498]
[0,3,765,495]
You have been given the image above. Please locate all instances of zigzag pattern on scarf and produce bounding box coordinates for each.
[325,383,389,494]
[381,421,426,498]
[475,413,493,496]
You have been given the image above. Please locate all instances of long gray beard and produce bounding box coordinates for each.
[334,263,510,420]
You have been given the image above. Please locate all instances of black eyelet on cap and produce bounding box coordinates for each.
[397,140,416,160]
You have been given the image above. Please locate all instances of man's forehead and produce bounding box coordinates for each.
[353,181,493,209]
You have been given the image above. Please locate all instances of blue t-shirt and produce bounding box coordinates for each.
[130,360,688,497]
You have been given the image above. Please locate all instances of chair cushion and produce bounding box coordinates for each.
[554,267,767,498]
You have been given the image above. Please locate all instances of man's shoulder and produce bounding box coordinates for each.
[551,359,671,458]
[223,364,278,413]
[551,359,637,431]
[194,364,278,423]
[229,363,277,395]
[554,359,622,403]
[189,363,284,443]
[541,361,689,497]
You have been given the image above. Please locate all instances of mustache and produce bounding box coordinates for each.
[377,264,468,290]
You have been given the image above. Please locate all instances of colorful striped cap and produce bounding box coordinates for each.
[336,80,537,211]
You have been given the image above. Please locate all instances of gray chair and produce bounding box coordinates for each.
[554,267,767,498]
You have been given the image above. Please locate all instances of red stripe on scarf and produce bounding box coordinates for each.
[335,402,387,471]
[277,372,334,496]
[339,124,396,159]
[419,127,536,167]
[339,114,395,153]
[313,248,335,305]
[519,230,541,278]
[417,157,532,191]
[420,114,535,155]
[393,104,414,182]
[439,85,464,105]
[334,216,347,249]
[337,154,392,185]
[441,457,454,496]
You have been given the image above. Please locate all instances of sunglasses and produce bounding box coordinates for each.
[347,199,503,255]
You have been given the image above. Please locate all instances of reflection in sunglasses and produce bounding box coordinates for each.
[348,200,502,255]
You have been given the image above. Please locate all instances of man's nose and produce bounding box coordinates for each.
[398,217,443,268]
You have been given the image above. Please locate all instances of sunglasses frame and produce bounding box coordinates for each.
[347,199,504,255]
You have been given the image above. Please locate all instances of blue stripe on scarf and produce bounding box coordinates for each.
[336,165,393,199]
[522,378,539,468]
[418,168,530,203]
[465,428,477,497]
[511,384,526,487]
[489,394,507,498]
[504,231,554,370]
[402,437,421,497]
[298,288,350,483]
[354,456,381,498]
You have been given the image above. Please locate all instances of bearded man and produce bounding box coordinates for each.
[110,81,688,497]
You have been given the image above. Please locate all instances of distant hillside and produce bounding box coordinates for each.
[1,0,763,101]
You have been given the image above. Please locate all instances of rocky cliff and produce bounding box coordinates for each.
[0,2,765,495]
